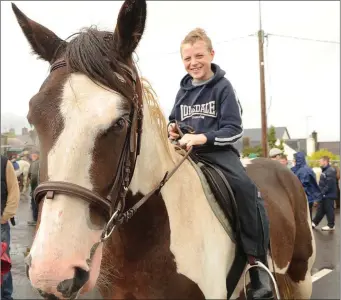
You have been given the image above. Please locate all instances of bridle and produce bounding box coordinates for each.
[33,59,192,242]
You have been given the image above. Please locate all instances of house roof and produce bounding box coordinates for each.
[234,127,290,153]
[317,142,340,156]
[7,137,24,147]
[284,139,307,155]
[234,140,260,152]
[242,127,290,142]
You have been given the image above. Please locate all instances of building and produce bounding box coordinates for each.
[235,127,340,160]
[234,126,291,153]
[1,127,39,158]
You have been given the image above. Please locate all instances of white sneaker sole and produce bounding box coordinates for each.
[321,227,335,231]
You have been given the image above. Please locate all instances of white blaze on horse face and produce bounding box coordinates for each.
[29,74,125,292]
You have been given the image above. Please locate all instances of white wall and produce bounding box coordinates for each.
[306,137,316,156]
[283,143,297,161]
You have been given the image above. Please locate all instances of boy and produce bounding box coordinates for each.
[168,28,273,299]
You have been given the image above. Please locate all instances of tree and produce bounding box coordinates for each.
[242,137,250,148]
[307,149,340,168]
[242,145,263,158]
[267,125,284,151]
[3,131,16,138]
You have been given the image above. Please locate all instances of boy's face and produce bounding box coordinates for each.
[181,41,214,81]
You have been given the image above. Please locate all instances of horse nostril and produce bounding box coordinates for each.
[74,267,90,289]
[57,267,90,298]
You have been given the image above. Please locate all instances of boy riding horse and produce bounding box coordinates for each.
[167,28,273,299]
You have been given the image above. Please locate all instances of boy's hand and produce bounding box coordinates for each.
[178,133,207,150]
[168,123,180,140]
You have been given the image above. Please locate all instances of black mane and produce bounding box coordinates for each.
[64,26,137,102]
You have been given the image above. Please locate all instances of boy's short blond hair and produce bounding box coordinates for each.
[180,28,213,52]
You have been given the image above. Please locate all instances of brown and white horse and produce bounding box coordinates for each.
[12,1,315,299]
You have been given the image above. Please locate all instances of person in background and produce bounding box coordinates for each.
[279,154,290,167]
[27,150,40,226]
[1,155,20,300]
[312,156,338,231]
[269,148,283,161]
[332,163,340,208]
[291,152,322,220]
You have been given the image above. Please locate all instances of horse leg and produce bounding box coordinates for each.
[284,201,316,299]
[273,270,313,299]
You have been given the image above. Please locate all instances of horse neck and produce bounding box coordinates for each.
[129,101,177,195]
[103,99,179,264]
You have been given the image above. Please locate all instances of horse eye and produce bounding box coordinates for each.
[115,118,126,129]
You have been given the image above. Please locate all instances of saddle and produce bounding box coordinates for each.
[171,123,247,299]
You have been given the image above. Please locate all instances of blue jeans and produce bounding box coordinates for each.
[313,198,335,228]
[1,222,13,300]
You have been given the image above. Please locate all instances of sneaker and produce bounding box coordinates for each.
[321,225,335,231]
[27,221,37,226]
[312,222,316,229]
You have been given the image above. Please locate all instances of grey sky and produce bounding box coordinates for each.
[1,1,339,141]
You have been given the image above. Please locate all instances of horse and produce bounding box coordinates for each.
[12,1,316,299]
[16,159,30,194]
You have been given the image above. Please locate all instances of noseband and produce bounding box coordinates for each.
[33,59,191,242]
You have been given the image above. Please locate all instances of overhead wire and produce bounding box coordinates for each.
[267,33,340,45]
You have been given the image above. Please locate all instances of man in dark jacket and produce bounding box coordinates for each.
[312,156,338,231]
[291,152,323,220]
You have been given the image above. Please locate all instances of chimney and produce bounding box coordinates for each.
[306,136,316,156]
[22,127,29,136]
[311,131,318,151]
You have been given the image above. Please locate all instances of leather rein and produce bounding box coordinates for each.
[33,59,192,242]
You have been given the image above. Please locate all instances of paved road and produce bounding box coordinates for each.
[8,196,340,299]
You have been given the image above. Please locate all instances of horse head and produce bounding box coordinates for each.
[12,0,147,298]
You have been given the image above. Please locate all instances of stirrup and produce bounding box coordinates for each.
[243,260,281,300]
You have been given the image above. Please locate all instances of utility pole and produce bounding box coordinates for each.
[258,1,268,157]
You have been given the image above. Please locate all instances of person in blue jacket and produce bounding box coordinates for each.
[312,156,338,231]
[167,28,273,300]
[291,152,323,220]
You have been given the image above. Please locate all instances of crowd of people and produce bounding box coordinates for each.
[1,150,40,300]
[270,148,340,231]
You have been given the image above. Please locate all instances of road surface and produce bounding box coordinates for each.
[8,195,340,299]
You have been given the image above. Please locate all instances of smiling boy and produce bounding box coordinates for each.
[168,28,274,299]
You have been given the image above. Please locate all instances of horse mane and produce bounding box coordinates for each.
[140,77,174,160]
[64,26,137,104]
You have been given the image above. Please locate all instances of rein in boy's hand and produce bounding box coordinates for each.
[168,122,206,150]
[178,133,207,150]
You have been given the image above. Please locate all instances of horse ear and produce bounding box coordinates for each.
[11,3,66,63]
[113,0,147,58]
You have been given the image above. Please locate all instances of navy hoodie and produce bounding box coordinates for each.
[169,64,243,150]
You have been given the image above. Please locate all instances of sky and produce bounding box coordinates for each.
[1,1,340,141]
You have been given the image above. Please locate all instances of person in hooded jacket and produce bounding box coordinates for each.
[167,28,273,300]
[291,152,323,220]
